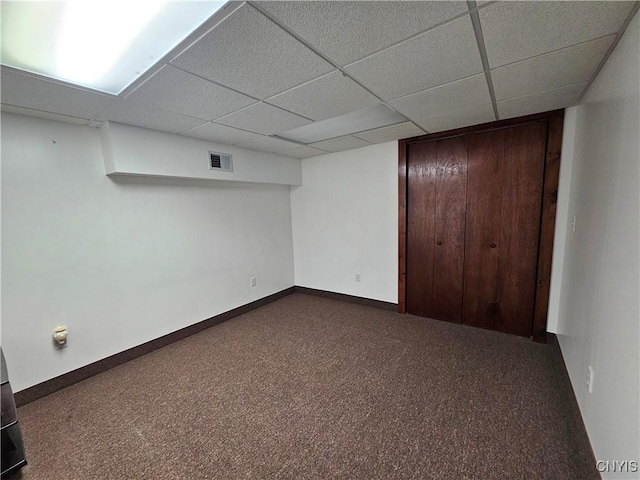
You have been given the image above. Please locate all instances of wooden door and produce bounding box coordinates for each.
[462,122,546,337]
[400,110,564,341]
[404,119,549,338]
[406,136,467,323]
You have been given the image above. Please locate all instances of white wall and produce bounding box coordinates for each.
[102,121,302,186]
[290,142,398,303]
[555,13,639,479]
[545,107,578,334]
[1,113,295,392]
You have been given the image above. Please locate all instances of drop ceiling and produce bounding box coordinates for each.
[1,1,638,159]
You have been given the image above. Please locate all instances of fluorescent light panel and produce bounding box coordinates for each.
[278,104,406,144]
[1,1,226,94]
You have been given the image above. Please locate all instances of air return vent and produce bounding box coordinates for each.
[209,151,233,172]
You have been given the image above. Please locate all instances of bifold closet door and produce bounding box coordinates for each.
[406,136,467,323]
[463,122,546,337]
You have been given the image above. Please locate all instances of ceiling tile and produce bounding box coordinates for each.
[170,4,333,99]
[419,104,496,133]
[353,122,426,144]
[309,135,371,153]
[180,123,261,145]
[497,83,587,120]
[236,136,301,153]
[1,67,115,118]
[281,146,328,159]
[344,15,484,100]
[127,65,256,120]
[278,104,406,144]
[492,36,614,101]
[389,74,491,126]
[266,71,379,121]
[215,102,312,136]
[97,100,206,133]
[480,1,634,68]
[255,1,468,66]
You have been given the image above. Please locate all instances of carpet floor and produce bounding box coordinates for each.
[12,293,597,479]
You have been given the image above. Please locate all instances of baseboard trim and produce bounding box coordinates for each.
[14,287,296,407]
[15,286,396,406]
[550,334,599,470]
[293,286,398,311]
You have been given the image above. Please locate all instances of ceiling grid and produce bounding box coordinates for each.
[1,0,637,157]
[467,0,500,120]
[576,1,640,104]
[247,1,426,138]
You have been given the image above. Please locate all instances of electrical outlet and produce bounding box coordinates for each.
[571,215,577,232]
[53,326,68,349]
[250,276,257,287]
[355,273,361,282]
[587,366,594,393]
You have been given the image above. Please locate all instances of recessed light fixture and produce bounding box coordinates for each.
[277,104,407,144]
[0,1,226,94]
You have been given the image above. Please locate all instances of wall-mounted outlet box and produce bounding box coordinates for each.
[53,325,68,349]
[587,366,594,393]
[250,276,257,287]
[355,273,361,282]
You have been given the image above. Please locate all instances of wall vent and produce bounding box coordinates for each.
[209,151,233,172]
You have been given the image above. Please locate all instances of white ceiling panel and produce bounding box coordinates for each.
[97,100,206,133]
[127,65,256,120]
[215,102,312,136]
[278,104,406,144]
[420,104,496,133]
[309,135,371,153]
[255,1,468,66]
[281,146,328,159]
[170,4,333,99]
[497,83,587,120]
[1,67,115,119]
[236,136,300,153]
[3,2,628,149]
[389,74,491,125]
[344,15,484,100]
[492,36,614,101]
[266,71,379,121]
[353,122,426,144]
[480,1,634,68]
[180,122,261,145]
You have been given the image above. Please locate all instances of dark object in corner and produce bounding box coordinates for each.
[1,348,27,478]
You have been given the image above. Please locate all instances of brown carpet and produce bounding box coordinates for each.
[12,293,597,479]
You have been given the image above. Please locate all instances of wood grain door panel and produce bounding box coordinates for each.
[406,137,467,322]
[462,122,546,337]
[496,122,546,336]
[463,129,505,331]
[406,141,437,318]
[431,136,467,323]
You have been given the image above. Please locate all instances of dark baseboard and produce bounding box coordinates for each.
[550,334,599,469]
[15,286,397,406]
[293,286,398,311]
[14,287,296,407]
